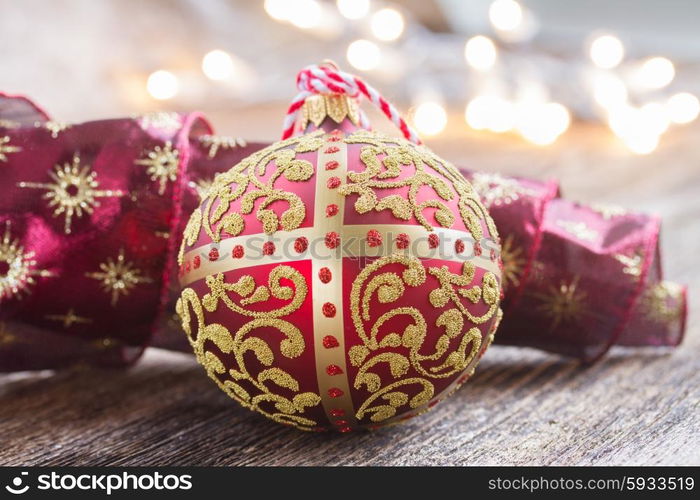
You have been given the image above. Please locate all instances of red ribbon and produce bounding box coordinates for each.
[0,93,686,371]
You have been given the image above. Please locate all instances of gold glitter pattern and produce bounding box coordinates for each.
[641,281,684,324]
[590,203,627,220]
[348,254,498,423]
[38,121,71,138]
[340,130,498,241]
[137,112,181,132]
[615,251,643,278]
[176,264,321,430]
[199,134,247,159]
[0,136,21,162]
[470,172,534,208]
[0,120,20,129]
[533,276,588,330]
[196,131,324,245]
[135,141,180,195]
[555,220,598,242]
[18,155,124,234]
[0,221,54,301]
[85,249,152,306]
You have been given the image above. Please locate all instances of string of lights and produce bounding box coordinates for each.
[142,0,700,155]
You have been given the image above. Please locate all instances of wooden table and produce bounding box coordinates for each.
[1,106,698,465]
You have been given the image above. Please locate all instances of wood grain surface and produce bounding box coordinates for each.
[1,106,697,466]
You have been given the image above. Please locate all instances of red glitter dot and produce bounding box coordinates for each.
[326,204,339,217]
[184,260,191,273]
[178,265,184,277]
[339,427,352,433]
[326,364,343,376]
[325,160,339,170]
[325,231,340,249]
[193,255,201,269]
[294,236,308,253]
[324,146,340,154]
[327,135,341,142]
[455,239,465,254]
[395,233,410,250]
[366,229,382,247]
[319,267,332,283]
[232,245,244,259]
[262,241,275,255]
[473,241,482,256]
[327,177,341,189]
[328,387,344,398]
[208,248,219,261]
[322,302,336,318]
[428,233,440,249]
[322,335,339,348]
[330,408,345,417]
[334,419,349,426]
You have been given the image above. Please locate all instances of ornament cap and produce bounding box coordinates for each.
[298,94,361,135]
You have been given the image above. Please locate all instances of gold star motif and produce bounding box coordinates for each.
[533,276,588,330]
[85,249,152,306]
[590,203,627,220]
[188,177,214,201]
[137,112,181,132]
[0,135,21,162]
[135,142,179,195]
[641,281,683,324]
[18,155,124,234]
[198,134,247,159]
[0,322,16,346]
[556,220,598,242]
[0,221,54,301]
[470,172,533,208]
[46,308,92,328]
[500,235,526,291]
[37,120,71,139]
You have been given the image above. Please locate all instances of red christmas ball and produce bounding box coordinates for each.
[176,125,502,431]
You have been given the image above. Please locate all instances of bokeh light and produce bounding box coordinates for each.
[413,102,447,136]
[346,39,381,71]
[589,35,625,69]
[489,0,523,31]
[202,50,234,81]
[370,8,405,42]
[464,36,497,71]
[336,0,370,20]
[146,70,178,100]
[666,92,700,124]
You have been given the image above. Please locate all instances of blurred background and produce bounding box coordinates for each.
[2,0,700,151]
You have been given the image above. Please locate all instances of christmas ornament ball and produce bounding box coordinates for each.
[176,102,502,432]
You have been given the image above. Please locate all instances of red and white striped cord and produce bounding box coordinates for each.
[281,63,422,145]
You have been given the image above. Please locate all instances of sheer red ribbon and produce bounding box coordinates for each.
[0,93,686,371]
